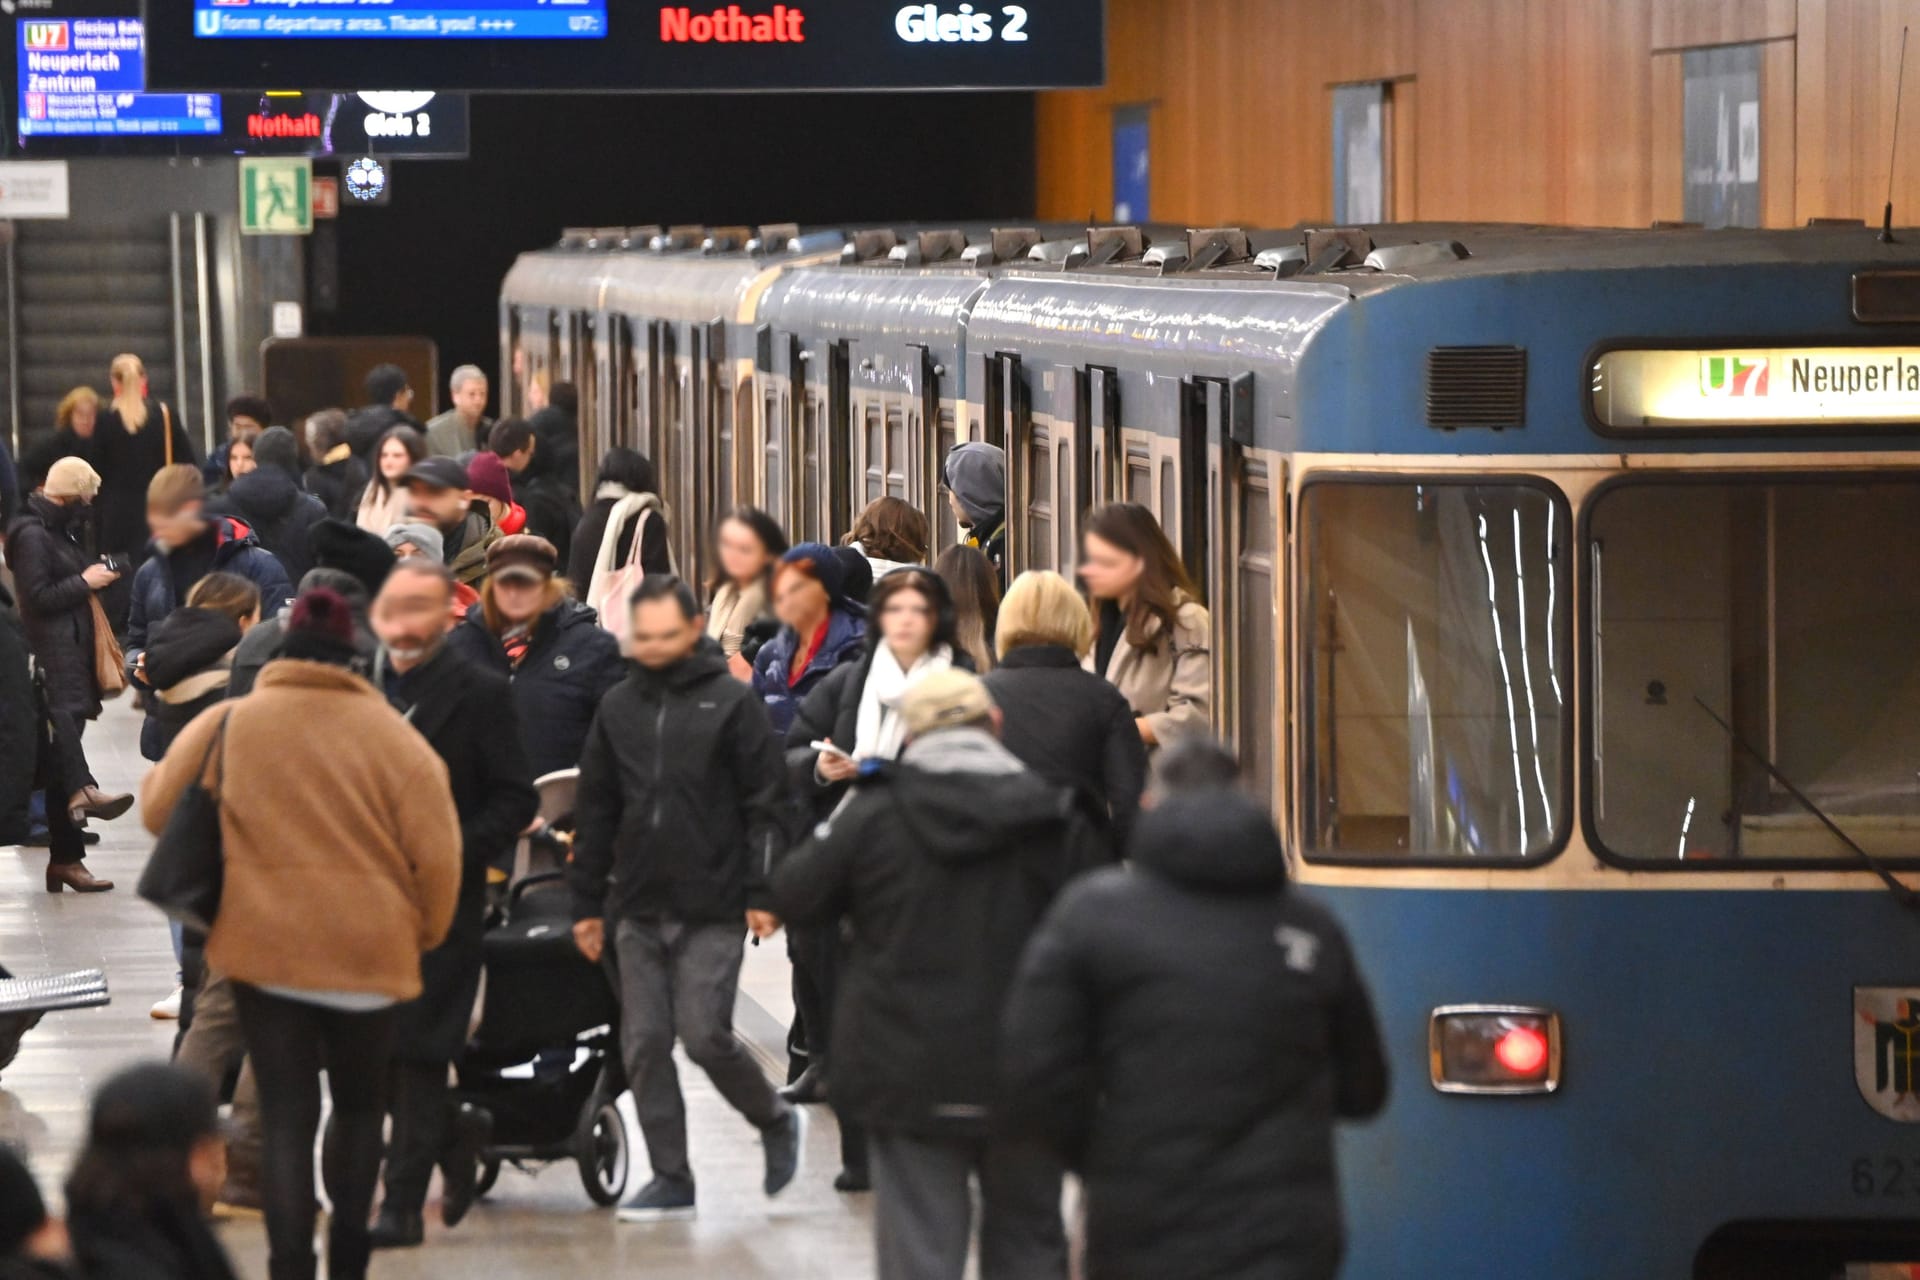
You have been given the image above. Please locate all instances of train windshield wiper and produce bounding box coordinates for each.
[1693,696,1920,913]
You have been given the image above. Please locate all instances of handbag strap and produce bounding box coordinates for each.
[162,403,173,468]
[198,710,232,794]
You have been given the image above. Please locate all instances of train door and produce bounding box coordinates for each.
[1077,364,1121,512]
[826,340,853,541]
[755,328,796,530]
[915,346,954,551]
[1011,363,1080,574]
[1188,373,1273,796]
[984,352,1025,567]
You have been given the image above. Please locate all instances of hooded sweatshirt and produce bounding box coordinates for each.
[216,427,326,582]
[1000,791,1389,1280]
[139,606,242,760]
[771,725,1102,1137]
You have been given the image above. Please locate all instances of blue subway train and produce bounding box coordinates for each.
[502,220,1920,1278]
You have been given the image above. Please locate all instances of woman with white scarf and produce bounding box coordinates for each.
[779,566,967,1192]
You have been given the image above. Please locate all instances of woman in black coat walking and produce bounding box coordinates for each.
[566,447,671,592]
[214,427,327,583]
[983,570,1148,854]
[93,354,193,625]
[445,535,623,779]
[4,459,131,873]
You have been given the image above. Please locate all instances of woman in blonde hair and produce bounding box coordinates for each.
[22,386,101,492]
[96,354,193,627]
[983,570,1148,853]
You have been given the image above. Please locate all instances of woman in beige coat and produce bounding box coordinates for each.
[1079,502,1212,748]
[140,587,460,1280]
[705,505,787,680]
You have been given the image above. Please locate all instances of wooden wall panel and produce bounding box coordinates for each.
[1652,0,1796,50]
[1795,0,1920,225]
[1031,0,1909,233]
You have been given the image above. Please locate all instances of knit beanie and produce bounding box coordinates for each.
[384,521,445,565]
[465,451,516,506]
[781,542,848,607]
[281,587,359,665]
[309,518,396,595]
[942,441,1006,527]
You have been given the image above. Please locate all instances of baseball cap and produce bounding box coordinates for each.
[900,669,998,738]
[400,456,469,492]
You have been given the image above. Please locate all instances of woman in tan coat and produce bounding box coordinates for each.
[141,587,460,1280]
[1079,502,1212,749]
[705,505,787,680]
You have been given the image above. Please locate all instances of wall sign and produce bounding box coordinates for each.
[0,160,71,218]
[239,155,311,235]
[1591,346,1920,429]
[141,0,1105,91]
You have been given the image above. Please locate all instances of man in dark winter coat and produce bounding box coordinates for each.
[527,381,580,501]
[568,575,806,1222]
[211,426,326,583]
[125,465,292,672]
[773,670,1100,1280]
[488,417,578,569]
[301,408,369,521]
[366,557,538,1249]
[1000,784,1389,1280]
[343,363,424,461]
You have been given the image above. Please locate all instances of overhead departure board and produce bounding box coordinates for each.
[18,10,222,139]
[140,0,1105,91]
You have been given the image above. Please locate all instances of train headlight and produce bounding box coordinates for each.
[1429,1005,1562,1095]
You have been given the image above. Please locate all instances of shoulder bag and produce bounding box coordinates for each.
[136,711,230,932]
[587,493,677,647]
[87,594,126,699]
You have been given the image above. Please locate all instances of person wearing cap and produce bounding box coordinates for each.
[398,455,501,591]
[568,574,806,1223]
[1000,760,1388,1280]
[423,364,492,460]
[62,1062,238,1280]
[447,534,622,779]
[4,457,131,870]
[466,450,529,542]
[125,465,292,707]
[142,587,461,1280]
[383,519,481,622]
[344,362,424,461]
[749,543,868,741]
[942,441,1008,584]
[772,669,1101,1280]
[368,557,538,1249]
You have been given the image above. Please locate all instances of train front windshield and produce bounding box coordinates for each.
[1590,475,1920,864]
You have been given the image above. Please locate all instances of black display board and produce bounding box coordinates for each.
[140,0,1105,92]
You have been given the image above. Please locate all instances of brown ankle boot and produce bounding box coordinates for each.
[67,786,133,825]
[46,862,114,893]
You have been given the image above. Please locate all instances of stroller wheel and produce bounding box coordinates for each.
[476,1157,501,1198]
[575,1099,629,1206]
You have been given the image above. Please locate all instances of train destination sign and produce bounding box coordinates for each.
[140,0,1104,91]
[1590,346,1920,429]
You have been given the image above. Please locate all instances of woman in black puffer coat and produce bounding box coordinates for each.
[212,427,326,583]
[137,572,260,762]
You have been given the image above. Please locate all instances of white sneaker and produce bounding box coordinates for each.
[150,986,182,1020]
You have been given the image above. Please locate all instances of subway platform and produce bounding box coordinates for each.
[0,698,876,1278]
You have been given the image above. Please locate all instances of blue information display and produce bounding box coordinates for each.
[189,0,605,40]
[17,16,219,136]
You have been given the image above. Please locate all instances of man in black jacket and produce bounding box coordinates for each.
[1000,782,1389,1280]
[773,669,1100,1280]
[568,575,805,1223]
[367,557,539,1249]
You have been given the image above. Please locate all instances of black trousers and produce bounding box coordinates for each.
[381,1060,452,1214]
[234,984,396,1280]
[789,924,867,1176]
[36,707,87,867]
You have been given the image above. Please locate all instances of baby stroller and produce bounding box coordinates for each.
[453,869,629,1206]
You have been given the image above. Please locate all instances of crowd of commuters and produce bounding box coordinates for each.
[1,356,1389,1280]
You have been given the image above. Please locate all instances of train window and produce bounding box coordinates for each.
[801,394,824,543]
[1237,460,1277,805]
[763,388,786,525]
[1126,448,1152,507]
[886,405,908,500]
[1056,438,1074,572]
[1301,479,1569,863]
[935,408,959,550]
[1026,424,1053,570]
[1588,476,1920,866]
[864,404,884,504]
[1159,459,1178,544]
